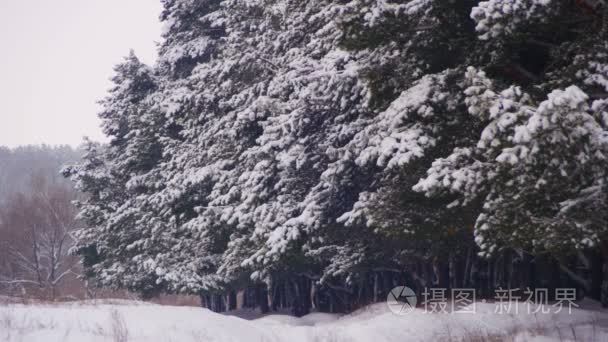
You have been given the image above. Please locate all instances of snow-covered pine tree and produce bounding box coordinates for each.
[317,1,483,289]
[66,0,608,309]
[416,0,608,302]
[64,52,167,297]
[124,0,235,297]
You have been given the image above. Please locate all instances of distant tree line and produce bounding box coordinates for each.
[64,0,608,315]
[0,145,79,204]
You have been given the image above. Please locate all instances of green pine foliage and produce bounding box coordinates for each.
[66,0,608,308]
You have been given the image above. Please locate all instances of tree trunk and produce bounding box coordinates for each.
[601,242,608,307]
[51,285,57,302]
[448,252,456,289]
[256,284,269,314]
[199,292,207,308]
[228,291,237,311]
[463,249,472,288]
[311,280,317,311]
[373,272,379,303]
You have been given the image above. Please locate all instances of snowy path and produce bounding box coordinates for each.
[1,301,608,341]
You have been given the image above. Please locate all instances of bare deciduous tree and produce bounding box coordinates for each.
[0,178,82,301]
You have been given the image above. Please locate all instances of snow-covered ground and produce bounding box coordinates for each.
[2,300,608,342]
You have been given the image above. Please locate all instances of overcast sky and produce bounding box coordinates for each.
[0,0,162,148]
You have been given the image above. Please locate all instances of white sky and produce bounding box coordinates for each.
[0,0,163,148]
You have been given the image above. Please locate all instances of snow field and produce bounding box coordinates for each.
[1,301,608,341]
